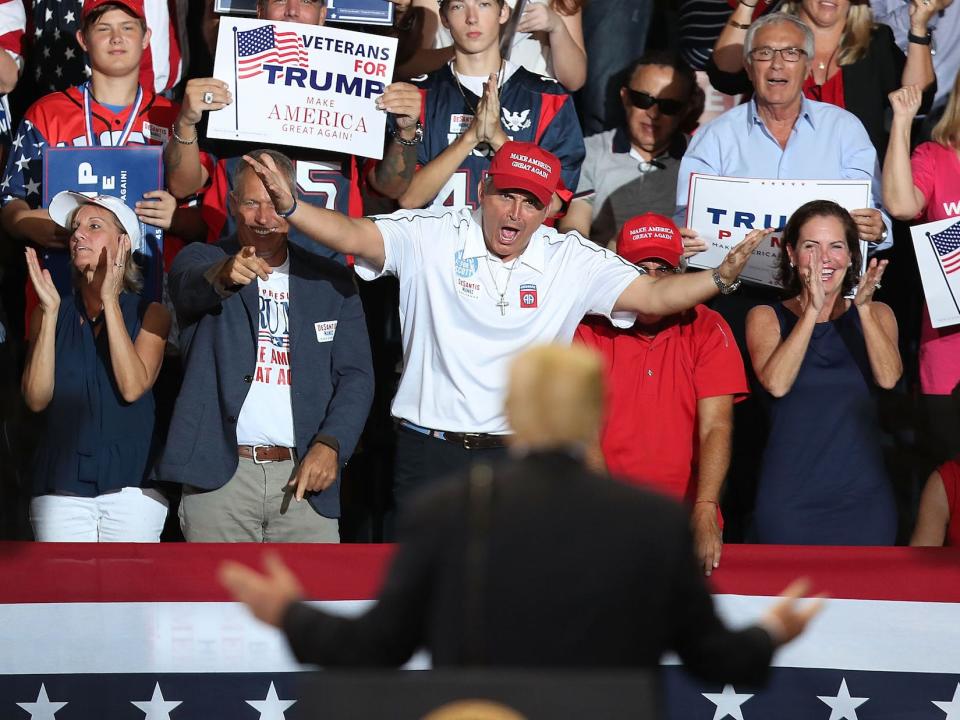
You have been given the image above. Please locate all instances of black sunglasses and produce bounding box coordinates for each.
[624,88,685,116]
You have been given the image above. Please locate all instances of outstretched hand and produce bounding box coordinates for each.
[219,552,305,628]
[242,154,295,216]
[716,228,773,285]
[761,577,825,646]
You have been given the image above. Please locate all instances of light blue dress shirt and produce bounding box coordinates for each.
[675,96,893,252]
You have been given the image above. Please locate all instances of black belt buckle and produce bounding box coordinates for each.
[462,433,485,450]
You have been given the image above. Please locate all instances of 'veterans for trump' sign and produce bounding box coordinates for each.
[207,18,397,159]
[685,175,871,287]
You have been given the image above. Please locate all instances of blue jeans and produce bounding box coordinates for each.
[577,0,654,135]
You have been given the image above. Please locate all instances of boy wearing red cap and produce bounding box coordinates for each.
[575,213,748,577]
[1,0,203,295]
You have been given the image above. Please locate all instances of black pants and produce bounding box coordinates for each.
[392,425,509,520]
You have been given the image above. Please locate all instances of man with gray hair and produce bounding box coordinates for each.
[161,148,374,543]
[675,12,892,252]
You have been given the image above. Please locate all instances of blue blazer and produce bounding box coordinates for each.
[159,237,374,518]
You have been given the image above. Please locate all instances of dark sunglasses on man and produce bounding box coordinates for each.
[623,88,685,116]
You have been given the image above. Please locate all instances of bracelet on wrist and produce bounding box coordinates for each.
[171,122,198,145]
[277,195,298,219]
[694,500,718,506]
[908,29,932,45]
[738,0,758,7]
[728,19,751,30]
[393,121,423,146]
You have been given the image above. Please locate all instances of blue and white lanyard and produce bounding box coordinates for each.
[81,82,143,147]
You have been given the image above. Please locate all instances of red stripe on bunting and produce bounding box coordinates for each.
[2,543,960,604]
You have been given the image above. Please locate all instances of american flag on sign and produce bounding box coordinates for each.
[236,24,308,80]
[930,220,960,275]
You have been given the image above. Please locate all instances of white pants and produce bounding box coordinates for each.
[30,487,169,542]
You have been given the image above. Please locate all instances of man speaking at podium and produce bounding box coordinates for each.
[221,344,820,679]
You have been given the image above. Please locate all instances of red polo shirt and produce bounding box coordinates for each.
[575,306,748,502]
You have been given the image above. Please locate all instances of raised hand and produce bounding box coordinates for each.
[375,82,422,131]
[716,228,773,285]
[241,154,295,216]
[24,247,60,315]
[218,244,272,288]
[516,2,561,34]
[98,235,130,305]
[177,77,232,130]
[135,190,177,230]
[854,257,888,307]
[799,243,826,313]
[680,227,708,259]
[889,85,923,120]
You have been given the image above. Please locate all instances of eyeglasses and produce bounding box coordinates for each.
[623,89,685,116]
[748,46,808,63]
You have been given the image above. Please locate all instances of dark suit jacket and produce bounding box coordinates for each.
[283,451,775,680]
[159,238,374,518]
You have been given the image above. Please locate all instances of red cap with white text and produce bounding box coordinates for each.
[486,141,560,208]
[82,0,146,21]
[617,213,684,267]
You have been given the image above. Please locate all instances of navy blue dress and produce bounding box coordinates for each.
[30,291,157,498]
[753,302,896,545]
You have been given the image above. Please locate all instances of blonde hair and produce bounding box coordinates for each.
[932,72,960,149]
[505,344,605,449]
[781,1,874,66]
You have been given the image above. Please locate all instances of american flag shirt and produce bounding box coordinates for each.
[1,84,183,211]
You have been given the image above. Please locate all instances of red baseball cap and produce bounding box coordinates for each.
[486,141,560,208]
[82,0,146,21]
[617,213,684,267]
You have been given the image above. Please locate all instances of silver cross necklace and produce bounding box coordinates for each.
[486,256,518,316]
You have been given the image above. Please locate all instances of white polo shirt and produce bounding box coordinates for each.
[356,207,642,434]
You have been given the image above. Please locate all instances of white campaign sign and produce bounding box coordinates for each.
[910,217,960,329]
[685,175,871,287]
[207,18,397,159]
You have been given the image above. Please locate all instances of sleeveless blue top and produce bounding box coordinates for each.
[753,302,896,545]
[30,291,157,497]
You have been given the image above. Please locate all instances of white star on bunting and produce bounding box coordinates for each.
[817,678,868,720]
[702,684,754,720]
[16,684,68,720]
[131,682,183,720]
[246,682,296,720]
[934,684,960,720]
[25,178,41,196]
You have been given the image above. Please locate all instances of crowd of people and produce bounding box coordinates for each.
[0,0,957,558]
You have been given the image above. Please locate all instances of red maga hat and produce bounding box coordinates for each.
[617,213,684,267]
[486,141,560,208]
[82,0,146,21]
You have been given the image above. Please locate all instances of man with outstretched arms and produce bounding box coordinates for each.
[243,141,769,510]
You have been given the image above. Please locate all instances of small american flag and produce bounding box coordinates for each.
[930,220,960,275]
[236,24,308,80]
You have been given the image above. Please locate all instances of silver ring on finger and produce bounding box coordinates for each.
[203,91,214,104]
[875,281,882,289]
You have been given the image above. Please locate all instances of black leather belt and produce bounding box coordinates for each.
[400,420,510,450]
